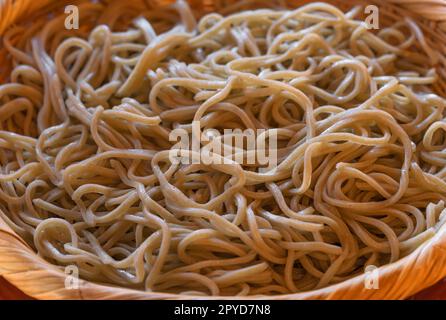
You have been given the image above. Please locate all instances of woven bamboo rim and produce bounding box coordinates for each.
[1,0,446,300]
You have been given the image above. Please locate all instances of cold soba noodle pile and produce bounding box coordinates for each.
[1,0,446,296]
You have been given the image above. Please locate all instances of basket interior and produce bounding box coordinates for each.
[1,0,446,299]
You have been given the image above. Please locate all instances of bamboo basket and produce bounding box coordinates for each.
[1,0,446,300]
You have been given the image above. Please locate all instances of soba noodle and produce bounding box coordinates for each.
[1,0,446,296]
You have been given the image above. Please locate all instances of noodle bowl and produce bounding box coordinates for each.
[1,0,446,296]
